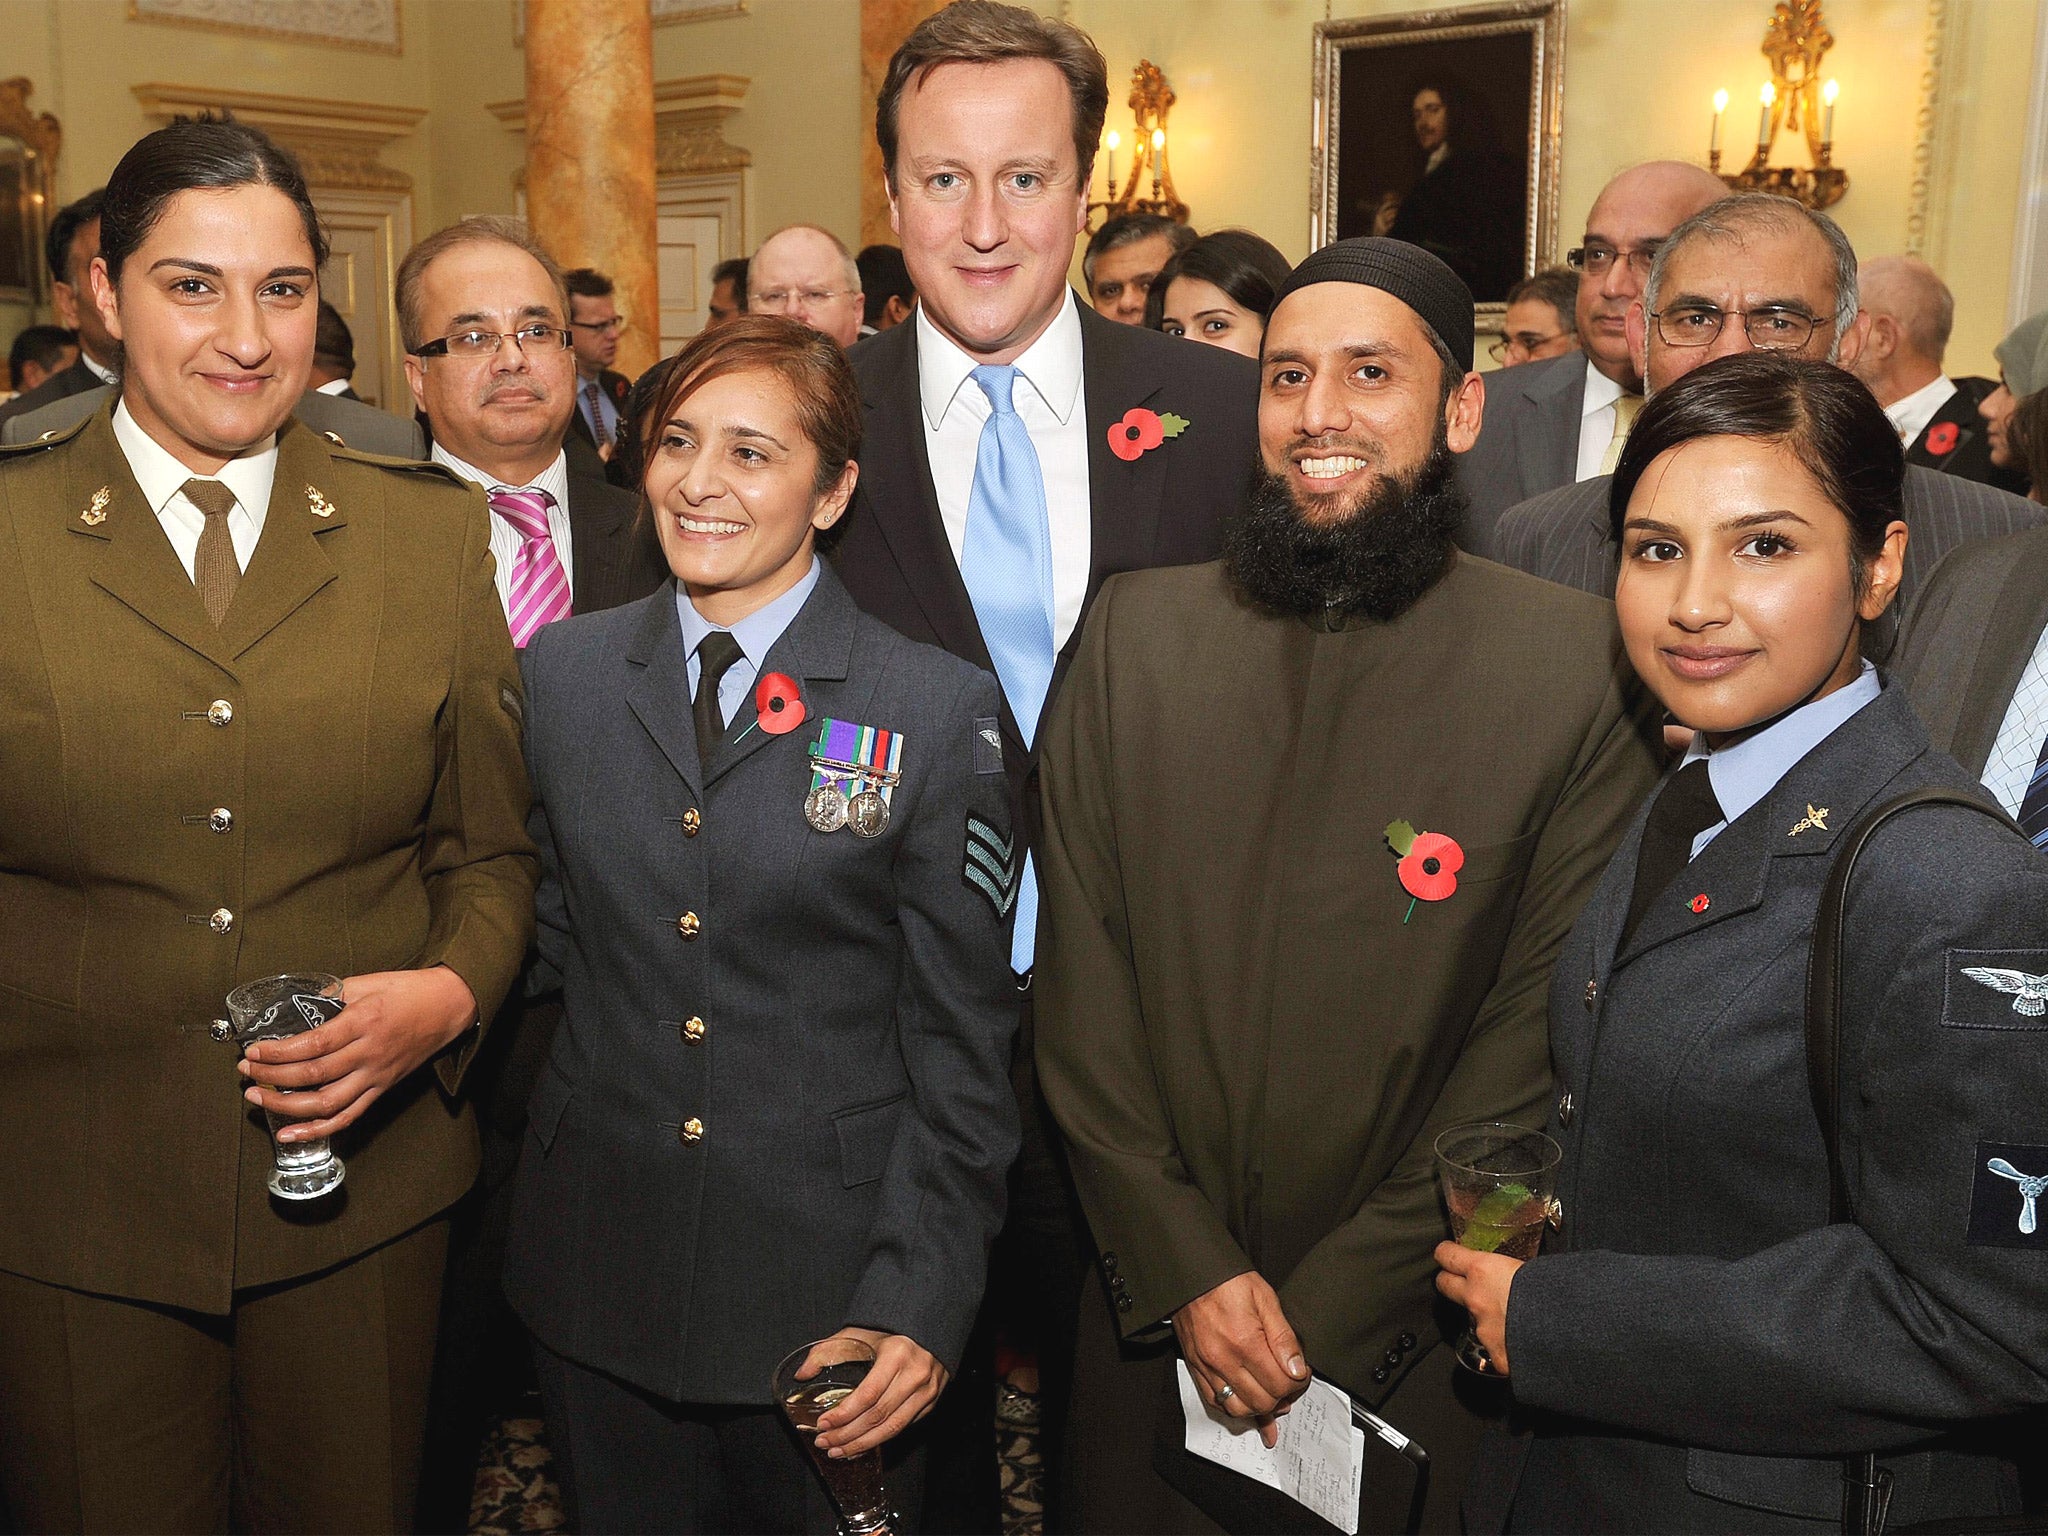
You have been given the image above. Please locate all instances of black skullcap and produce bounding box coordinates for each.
[1273,237,1475,373]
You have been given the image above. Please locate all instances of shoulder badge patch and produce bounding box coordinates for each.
[1969,1141,2048,1247]
[963,813,1019,918]
[974,717,1004,776]
[1946,951,2048,1029]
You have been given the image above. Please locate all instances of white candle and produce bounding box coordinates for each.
[1821,79,1838,148]
[1105,130,1120,199]
[1757,83,1776,153]
[1711,89,1728,156]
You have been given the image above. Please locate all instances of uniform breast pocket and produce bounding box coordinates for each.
[1451,827,1542,888]
[832,1093,907,1188]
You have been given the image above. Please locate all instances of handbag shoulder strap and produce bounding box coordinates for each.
[1804,787,2021,1223]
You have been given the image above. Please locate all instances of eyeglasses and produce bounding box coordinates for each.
[750,288,855,312]
[1488,331,1570,364]
[1565,242,1661,278]
[570,316,628,335]
[412,322,573,359]
[1651,304,1824,350]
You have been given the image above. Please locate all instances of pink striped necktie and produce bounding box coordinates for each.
[491,487,573,647]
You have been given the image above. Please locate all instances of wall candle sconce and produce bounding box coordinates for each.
[1089,61,1189,229]
[1705,0,1848,209]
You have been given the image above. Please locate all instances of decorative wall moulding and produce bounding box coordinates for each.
[126,0,401,55]
[488,74,752,177]
[511,0,746,46]
[131,84,426,192]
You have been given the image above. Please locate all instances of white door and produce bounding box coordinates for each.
[658,213,724,354]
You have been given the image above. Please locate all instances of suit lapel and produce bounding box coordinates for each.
[856,324,993,673]
[216,423,345,660]
[72,407,237,670]
[1518,355,1584,498]
[706,565,859,789]
[1078,302,1171,618]
[624,585,704,797]
[1951,551,2048,776]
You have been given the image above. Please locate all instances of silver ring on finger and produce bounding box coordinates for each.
[1214,1384,1236,1402]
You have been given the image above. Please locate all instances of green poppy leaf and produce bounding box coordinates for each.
[1158,412,1191,438]
[1384,818,1418,857]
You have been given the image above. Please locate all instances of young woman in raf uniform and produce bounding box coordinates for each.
[503,316,1021,1534]
[1441,352,2048,1532]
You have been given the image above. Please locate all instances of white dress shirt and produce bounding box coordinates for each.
[1884,374,1959,448]
[111,401,274,580]
[430,444,576,620]
[1574,358,1627,483]
[1982,619,2048,818]
[917,288,1092,650]
[1679,660,1882,858]
[82,352,119,387]
[314,377,352,397]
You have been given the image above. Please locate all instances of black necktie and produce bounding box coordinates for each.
[693,630,746,772]
[1621,759,1724,947]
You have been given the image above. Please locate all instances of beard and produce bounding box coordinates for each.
[1223,428,1466,625]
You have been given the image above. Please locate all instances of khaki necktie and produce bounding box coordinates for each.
[182,477,240,625]
[1599,392,1645,476]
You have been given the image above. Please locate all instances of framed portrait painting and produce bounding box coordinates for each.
[1312,0,1565,319]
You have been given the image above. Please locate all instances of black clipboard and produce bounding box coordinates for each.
[1151,1365,1430,1536]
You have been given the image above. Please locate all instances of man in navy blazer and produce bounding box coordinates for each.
[829,6,1259,1522]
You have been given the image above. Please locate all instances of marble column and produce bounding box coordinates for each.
[524,0,660,380]
[860,0,946,248]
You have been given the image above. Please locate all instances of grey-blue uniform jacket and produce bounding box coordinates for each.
[1469,684,2048,1532]
[502,564,1022,1405]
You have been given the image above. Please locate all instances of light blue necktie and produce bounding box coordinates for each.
[958,364,1055,973]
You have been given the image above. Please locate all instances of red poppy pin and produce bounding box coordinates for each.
[754,671,807,735]
[1924,421,1961,457]
[1385,819,1466,924]
[1108,407,1191,462]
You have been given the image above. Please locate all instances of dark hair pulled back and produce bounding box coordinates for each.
[99,115,328,283]
[1142,228,1293,332]
[1610,352,1904,586]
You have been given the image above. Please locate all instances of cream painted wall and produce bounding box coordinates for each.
[1067,0,2042,378]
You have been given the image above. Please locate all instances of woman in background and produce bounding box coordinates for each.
[1144,228,1290,359]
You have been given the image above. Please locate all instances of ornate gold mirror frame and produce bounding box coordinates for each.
[0,78,61,307]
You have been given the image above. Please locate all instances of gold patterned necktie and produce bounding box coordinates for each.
[1599,392,1645,476]
[182,477,240,626]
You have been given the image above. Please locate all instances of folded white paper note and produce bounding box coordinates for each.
[1176,1359,1366,1535]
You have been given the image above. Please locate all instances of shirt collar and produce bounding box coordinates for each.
[82,352,119,387]
[314,378,351,396]
[1582,356,1625,418]
[431,443,571,510]
[1681,659,1882,829]
[110,399,277,517]
[676,555,822,674]
[1883,374,1958,444]
[916,287,1084,431]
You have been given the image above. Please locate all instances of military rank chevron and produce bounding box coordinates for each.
[962,814,1020,919]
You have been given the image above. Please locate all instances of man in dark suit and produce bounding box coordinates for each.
[1494,195,2045,619]
[396,214,667,1531]
[309,299,363,400]
[833,3,1259,1525]
[0,189,118,431]
[563,266,632,464]
[1034,238,1661,1532]
[1850,254,2029,495]
[1897,525,2048,837]
[1455,162,1724,554]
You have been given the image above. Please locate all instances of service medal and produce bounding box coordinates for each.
[805,783,849,833]
[847,788,891,838]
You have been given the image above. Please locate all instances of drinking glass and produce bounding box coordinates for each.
[223,972,347,1201]
[1433,1121,1562,1373]
[773,1337,896,1536]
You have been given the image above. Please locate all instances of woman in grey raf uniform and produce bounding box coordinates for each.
[1441,353,2048,1532]
[502,315,1021,1534]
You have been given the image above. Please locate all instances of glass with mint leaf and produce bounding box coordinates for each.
[1433,1121,1563,1372]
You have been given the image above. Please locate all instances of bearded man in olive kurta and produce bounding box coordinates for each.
[1035,239,1662,1534]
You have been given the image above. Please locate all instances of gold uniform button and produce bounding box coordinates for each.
[680,1117,704,1144]
[207,700,234,727]
[676,911,701,939]
[682,1016,707,1043]
[681,808,701,837]
[208,808,234,834]
[208,907,235,934]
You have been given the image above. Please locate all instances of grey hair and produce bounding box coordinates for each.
[1643,194,1860,360]
[752,224,861,295]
